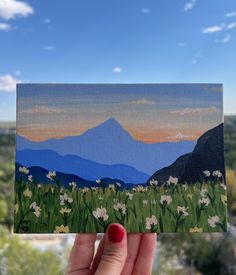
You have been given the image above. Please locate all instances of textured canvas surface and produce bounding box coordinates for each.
[14,84,226,233]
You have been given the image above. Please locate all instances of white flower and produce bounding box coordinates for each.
[82,187,89,193]
[28,175,33,182]
[59,193,73,205]
[143,200,148,205]
[145,215,158,230]
[96,179,101,184]
[98,195,104,201]
[47,171,56,181]
[149,179,158,186]
[198,197,210,206]
[213,170,222,178]
[208,216,220,227]
[182,184,188,190]
[126,192,133,200]
[109,184,115,191]
[135,185,147,193]
[19,166,29,175]
[116,182,121,187]
[60,207,71,215]
[93,207,109,221]
[177,206,188,216]
[200,188,208,197]
[37,183,42,188]
[69,181,77,190]
[113,203,127,215]
[167,176,178,185]
[220,183,227,190]
[151,200,157,205]
[91,187,98,191]
[30,202,41,218]
[203,170,211,177]
[160,195,172,205]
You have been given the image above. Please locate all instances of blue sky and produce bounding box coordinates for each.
[0,0,236,121]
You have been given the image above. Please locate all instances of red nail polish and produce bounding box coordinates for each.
[108,224,125,243]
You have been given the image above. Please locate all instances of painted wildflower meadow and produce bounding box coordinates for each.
[15,84,226,233]
[14,167,227,233]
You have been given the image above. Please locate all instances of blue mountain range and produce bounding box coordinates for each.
[16,149,149,184]
[16,117,196,176]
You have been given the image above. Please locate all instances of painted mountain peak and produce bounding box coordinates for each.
[16,118,196,176]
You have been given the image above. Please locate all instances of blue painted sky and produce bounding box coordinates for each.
[17,84,222,142]
[0,0,236,122]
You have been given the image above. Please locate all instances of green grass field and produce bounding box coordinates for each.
[14,174,227,234]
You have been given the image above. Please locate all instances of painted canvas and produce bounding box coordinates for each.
[14,84,226,233]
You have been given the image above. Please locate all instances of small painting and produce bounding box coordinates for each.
[15,84,226,233]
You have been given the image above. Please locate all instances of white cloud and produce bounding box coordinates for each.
[202,21,236,34]
[0,0,34,20]
[0,74,22,92]
[167,133,192,140]
[226,11,236,17]
[113,67,122,73]
[43,18,51,24]
[222,34,231,43]
[21,105,66,115]
[171,106,218,116]
[43,45,55,51]
[126,98,155,106]
[202,25,223,34]
[141,8,150,14]
[184,0,196,11]
[0,22,11,30]
[227,21,236,30]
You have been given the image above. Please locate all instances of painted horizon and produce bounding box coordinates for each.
[15,84,226,234]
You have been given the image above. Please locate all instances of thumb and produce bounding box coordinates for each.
[95,223,127,275]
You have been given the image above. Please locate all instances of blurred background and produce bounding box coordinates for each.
[0,0,236,274]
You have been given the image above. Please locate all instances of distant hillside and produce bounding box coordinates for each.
[16,149,149,184]
[225,116,236,170]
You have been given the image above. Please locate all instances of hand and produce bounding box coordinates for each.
[66,223,157,275]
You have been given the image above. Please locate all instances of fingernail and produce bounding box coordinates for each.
[108,224,125,243]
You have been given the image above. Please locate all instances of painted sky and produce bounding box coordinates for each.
[17,84,223,143]
[0,0,235,122]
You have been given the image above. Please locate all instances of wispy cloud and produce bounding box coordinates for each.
[141,8,150,14]
[202,25,223,34]
[167,132,192,140]
[222,34,231,43]
[184,0,196,11]
[171,106,218,116]
[125,98,155,106]
[226,11,236,17]
[21,105,66,115]
[0,22,11,31]
[43,45,55,51]
[202,22,236,34]
[113,66,122,73]
[0,74,22,92]
[43,18,51,24]
[0,0,34,20]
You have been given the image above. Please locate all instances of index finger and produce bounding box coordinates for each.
[67,234,97,274]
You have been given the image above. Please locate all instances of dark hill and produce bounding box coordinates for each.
[148,124,225,184]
